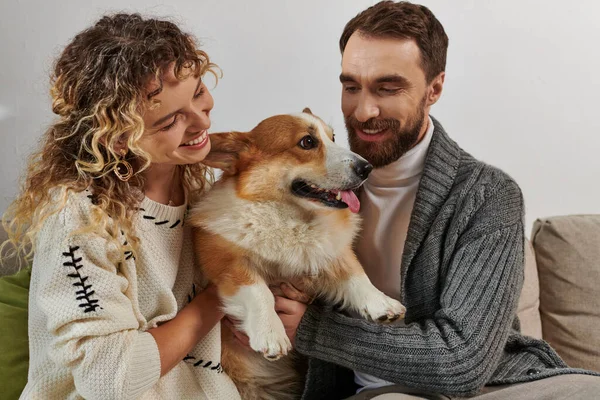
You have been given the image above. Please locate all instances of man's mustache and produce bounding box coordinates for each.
[346,116,401,132]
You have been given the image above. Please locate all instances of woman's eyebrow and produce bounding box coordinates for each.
[152,77,202,128]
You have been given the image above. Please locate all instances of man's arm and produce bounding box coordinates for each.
[295,179,525,397]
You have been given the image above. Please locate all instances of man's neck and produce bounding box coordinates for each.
[414,114,430,148]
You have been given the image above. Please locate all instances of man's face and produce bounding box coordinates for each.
[341,33,432,168]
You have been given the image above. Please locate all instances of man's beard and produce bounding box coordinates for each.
[345,97,427,168]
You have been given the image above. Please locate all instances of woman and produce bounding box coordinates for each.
[2,13,241,399]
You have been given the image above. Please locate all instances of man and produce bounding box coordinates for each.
[282,1,600,399]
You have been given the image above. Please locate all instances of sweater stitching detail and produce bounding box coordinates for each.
[187,283,197,304]
[183,354,224,373]
[142,213,182,228]
[182,281,223,374]
[114,196,184,228]
[86,194,99,205]
[84,189,99,205]
[122,237,135,261]
[62,245,103,313]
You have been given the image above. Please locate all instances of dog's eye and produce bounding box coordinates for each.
[298,135,317,150]
[332,134,336,143]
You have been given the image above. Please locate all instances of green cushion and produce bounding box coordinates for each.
[0,267,31,400]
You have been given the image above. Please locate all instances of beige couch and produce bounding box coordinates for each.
[2,215,599,372]
[517,215,600,372]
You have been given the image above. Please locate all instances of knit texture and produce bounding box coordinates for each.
[296,117,598,400]
[21,190,240,400]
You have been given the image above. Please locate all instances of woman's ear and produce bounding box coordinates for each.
[202,131,251,175]
[100,135,129,156]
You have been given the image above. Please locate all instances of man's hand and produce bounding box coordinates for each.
[274,283,308,347]
[271,282,313,304]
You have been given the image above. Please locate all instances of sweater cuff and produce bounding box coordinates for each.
[296,304,325,356]
[125,332,161,399]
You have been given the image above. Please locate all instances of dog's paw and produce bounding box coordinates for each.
[361,295,406,323]
[248,322,292,361]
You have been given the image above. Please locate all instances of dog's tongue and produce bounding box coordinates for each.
[340,190,360,213]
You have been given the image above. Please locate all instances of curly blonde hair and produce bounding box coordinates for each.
[2,13,218,265]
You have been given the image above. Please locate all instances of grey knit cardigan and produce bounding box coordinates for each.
[295,117,596,399]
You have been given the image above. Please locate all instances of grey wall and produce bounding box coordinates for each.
[1,0,599,232]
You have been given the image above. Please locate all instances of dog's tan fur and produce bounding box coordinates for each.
[189,111,405,399]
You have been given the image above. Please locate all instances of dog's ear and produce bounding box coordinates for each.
[302,107,313,115]
[203,131,250,175]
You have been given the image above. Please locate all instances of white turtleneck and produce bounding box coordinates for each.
[353,116,434,391]
[355,116,434,301]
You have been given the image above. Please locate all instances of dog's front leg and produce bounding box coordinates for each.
[321,250,406,323]
[194,229,292,361]
[220,275,292,361]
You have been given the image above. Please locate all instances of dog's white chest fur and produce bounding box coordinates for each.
[191,180,360,277]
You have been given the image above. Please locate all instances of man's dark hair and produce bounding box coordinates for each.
[340,1,448,82]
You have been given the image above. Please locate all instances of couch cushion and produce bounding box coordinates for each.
[532,215,600,372]
[516,240,543,339]
[0,266,31,399]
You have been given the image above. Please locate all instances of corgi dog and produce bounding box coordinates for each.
[189,109,405,400]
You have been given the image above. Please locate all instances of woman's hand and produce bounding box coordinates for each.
[188,284,225,333]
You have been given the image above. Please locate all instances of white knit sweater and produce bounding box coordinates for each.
[20,189,241,400]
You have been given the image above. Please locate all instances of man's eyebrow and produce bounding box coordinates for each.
[375,74,411,86]
[151,76,203,128]
[339,73,411,87]
[339,73,357,83]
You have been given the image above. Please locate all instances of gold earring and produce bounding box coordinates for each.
[114,149,133,182]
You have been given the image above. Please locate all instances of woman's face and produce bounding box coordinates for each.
[137,64,214,166]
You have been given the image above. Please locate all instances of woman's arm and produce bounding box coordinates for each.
[149,285,223,376]
[32,196,221,399]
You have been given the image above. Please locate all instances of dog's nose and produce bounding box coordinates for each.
[353,161,373,179]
